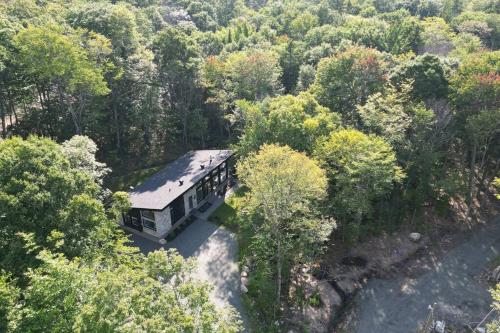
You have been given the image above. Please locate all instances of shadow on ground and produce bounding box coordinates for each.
[130,218,248,330]
[354,217,500,333]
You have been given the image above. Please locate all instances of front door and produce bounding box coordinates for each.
[170,195,186,224]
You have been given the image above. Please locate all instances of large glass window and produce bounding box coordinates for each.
[220,163,227,182]
[140,210,156,231]
[212,170,219,188]
[196,184,204,204]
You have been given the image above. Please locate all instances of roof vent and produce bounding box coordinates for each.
[209,155,213,164]
[179,180,184,186]
[200,164,205,169]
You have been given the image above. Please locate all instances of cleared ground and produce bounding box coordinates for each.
[353,217,500,333]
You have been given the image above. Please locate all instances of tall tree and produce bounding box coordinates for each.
[155,27,203,149]
[312,46,388,123]
[314,129,403,242]
[238,144,332,315]
[0,136,115,275]
[14,24,110,135]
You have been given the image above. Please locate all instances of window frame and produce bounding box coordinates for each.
[140,210,157,231]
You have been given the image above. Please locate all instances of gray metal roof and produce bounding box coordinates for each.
[128,150,233,210]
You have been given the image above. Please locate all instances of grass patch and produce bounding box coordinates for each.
[106,164,165,191]
[208,187,248,232]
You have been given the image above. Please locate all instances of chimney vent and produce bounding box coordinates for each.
[179,180,184,186]
[200,164,205,169]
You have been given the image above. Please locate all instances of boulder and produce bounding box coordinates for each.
[241,270,248,278]
[241,284,248,293]
[433,320,445,333]
[336,278,358,296]
[409,232,422,242]
[241,276,249,286]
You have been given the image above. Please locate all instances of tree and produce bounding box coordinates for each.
[7,249,241,333]
[0,136,115,275]
[380,9,422,54]
[0,271,18,332]
[14,24,110,135]
[451,51,500,119]
[314,130,403,242]
[464,109,500,214]
[237,92,341,156]
[312,46,388,123]
[418,17,456,55]
[390,54,450,100]
[155,26,203,149]
[238,144,332,315]
[62,136,110,185]
[203,49,283,103]
[296,64,316,92]
[487,284,500,332]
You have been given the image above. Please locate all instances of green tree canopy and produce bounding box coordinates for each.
[0,136,113,275]
[7,249,241,333]
[314,129,403,241]
[237,144,332,316]
[237,92,341,155]
[312,46,389,123]
[390,54,450,100]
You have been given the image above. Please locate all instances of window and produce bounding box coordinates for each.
[131,217,140,227]
[141,210,155,220]
[140,210,156,231]
[220,163,227,182]
[142,218,156,231]
[212,170,219,187]
[196,184,204,204]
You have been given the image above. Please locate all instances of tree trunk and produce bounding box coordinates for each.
[112,92,121,151]
[276,233,282,316]
[0,87,6,138]
[467,143,477,218]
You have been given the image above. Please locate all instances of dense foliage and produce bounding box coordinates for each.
[0,0,499,331]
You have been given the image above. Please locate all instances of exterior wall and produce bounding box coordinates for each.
[154,206,172,236]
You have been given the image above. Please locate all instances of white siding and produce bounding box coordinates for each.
[155,206,172,236]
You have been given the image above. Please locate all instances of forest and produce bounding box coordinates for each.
[0,0,499,332]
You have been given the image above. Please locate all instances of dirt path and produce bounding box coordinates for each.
[353,217,500,333]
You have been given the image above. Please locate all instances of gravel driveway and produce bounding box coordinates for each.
[353,217,500,333]
[130,218,247,329]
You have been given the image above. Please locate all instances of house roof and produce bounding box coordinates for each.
[128,149,233,210]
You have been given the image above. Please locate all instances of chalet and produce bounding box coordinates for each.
[120,149,234,240]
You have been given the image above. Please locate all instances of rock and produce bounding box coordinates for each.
[433,320,445,333]
[241,276,249,286]
[336,278,358,296]
[409,232,422,242]
[242,265,250,273]
[241,270,248,278]
[158,238,167,245]
[241,284,248,293]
